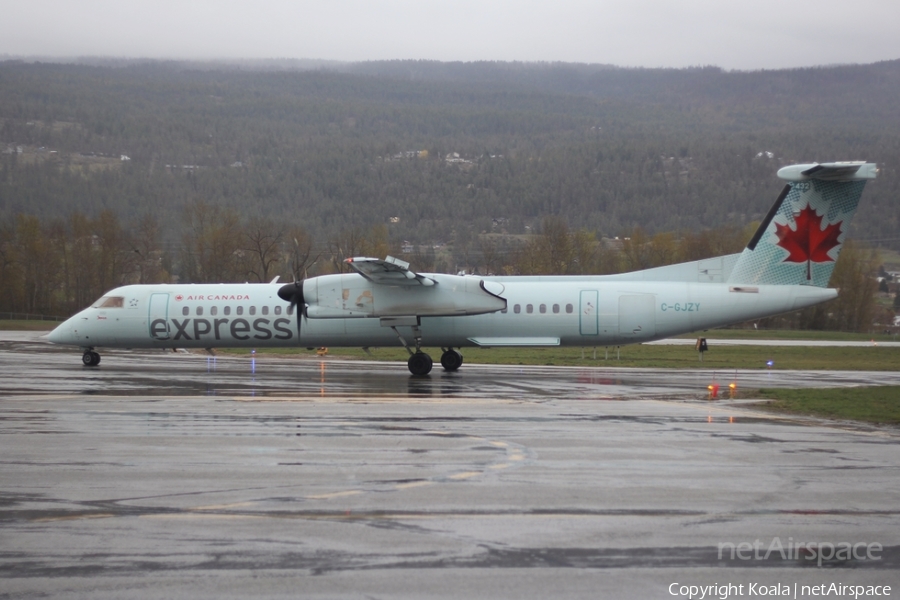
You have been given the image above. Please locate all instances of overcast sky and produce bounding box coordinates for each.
[2,0,898,70]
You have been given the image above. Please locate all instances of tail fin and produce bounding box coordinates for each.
[727,162,877,287]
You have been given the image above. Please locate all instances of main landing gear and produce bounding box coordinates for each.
[407,352,433,376]
[82,349,101,367]
[440,348,463,372]
[406,349,464,376]
[389,322,463,375]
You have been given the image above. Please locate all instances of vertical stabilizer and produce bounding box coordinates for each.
[727,162,877,287]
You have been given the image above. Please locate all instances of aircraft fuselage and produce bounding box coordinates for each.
[48,276,835,351]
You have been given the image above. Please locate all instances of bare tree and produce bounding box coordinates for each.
[242,216,284,283]
[827,240,878,332]
[94,210,137,291]
[328,227,368,273]
[181,199,243,283]
[360,224,393,260]
[286,226,318,280]
[129,213,169,284]
[478,236,502,275]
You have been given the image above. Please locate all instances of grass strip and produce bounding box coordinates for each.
[0,320,61,331]
[754,386,900,425]
[679,329,899,342]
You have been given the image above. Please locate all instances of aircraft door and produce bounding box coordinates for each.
[579,290,599,335]
[618,294,656,339]
[148,293,171,340]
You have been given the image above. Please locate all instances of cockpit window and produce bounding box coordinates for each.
[91,296,124,309]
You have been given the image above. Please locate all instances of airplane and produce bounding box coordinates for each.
[48,161,877,375]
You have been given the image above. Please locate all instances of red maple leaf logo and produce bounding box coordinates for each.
[774,204,843,280]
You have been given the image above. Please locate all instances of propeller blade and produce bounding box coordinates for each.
[277,282,305,341]
[277,282,303,303]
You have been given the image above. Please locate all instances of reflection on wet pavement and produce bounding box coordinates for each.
[3,334,899,399]
[2,332,900,598]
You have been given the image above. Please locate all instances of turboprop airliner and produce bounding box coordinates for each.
[48,162,877,375]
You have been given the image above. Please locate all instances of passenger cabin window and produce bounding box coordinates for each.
[553,304,560,314]
[262,306,269,316]
[513,304,521,314]
[249,306,257,316]
[182,306,189,316]
[274,306,282,316]
[566,304,574,314]
[210,306,217,316]
[526,304,533,314]
[91,296,124,309]
[287,306,294,316]
[539,304,547,314]
[224,306,231,316]
[196,306,203,316]
[236,306,244,316]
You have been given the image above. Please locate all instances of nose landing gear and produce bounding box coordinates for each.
[82,350,101,367]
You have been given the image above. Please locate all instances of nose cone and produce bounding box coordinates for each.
[47,321,75,346]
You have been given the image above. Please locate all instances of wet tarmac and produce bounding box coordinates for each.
[2,332,899,598]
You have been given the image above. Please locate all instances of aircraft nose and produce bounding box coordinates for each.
[47,321,75,345]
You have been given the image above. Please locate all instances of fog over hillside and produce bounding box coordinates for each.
[1,58,898,247]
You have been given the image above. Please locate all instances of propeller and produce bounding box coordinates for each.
[277,281,305,341]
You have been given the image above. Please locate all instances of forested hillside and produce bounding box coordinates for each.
[0,58,897,320]
[2,59,898,237]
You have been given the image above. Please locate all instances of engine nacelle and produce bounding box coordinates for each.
[303,273,506,319]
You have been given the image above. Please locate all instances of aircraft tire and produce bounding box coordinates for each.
[408,352,433,376]
[440,349,463,371]
[82,351,100,367]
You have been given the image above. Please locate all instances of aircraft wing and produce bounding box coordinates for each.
[345,256,436,286]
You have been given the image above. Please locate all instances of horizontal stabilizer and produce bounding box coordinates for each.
[777,162,877,182]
